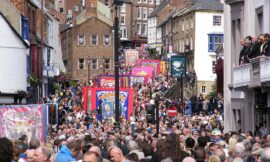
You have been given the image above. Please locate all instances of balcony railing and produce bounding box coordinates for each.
[233,64,251,88]
[233,56,270,88]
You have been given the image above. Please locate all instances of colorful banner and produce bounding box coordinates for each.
[160,61,166,74]
[171,55,186,78]
[0,105,47,143]
[130,75,148,86]
[131,67,153,78]
[125,50,139,67]
[83,87,134,120]
[98,75,130,88]
[139,59,161,76]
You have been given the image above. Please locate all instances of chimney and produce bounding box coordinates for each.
[85,0,97,17]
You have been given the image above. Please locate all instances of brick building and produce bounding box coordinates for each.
[61,0,114,82]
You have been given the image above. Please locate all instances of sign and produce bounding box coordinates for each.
[167,106,177,117]
[0,104,47,143]
[130,75,148,86]
[171,55,186,78]
[98,75,129,88]
[125,50,139,67]
[83,87,134,120]
[160,61,166,74]
[43,65,53,71]
[131,67,153,78]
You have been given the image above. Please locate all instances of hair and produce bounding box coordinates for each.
[67,139,82,151]
[126,152,139,161]
[209,155,221,162]
[233,146,245,158]
[39,147,53,161]
[198,136,208,147]
[83,151,103,162]
[29,138,41,149]
[193,146,205,162]
[142,143,154,157]
[213,149,226,162]
[156,138,166,150]
[0,137,14,162]
[182,157,196,162]
[185,137,195,149]
[261,147,270,162]
[127,140,139,151]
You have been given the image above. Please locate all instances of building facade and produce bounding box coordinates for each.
[223,0,270,132]
[61,0,114,82]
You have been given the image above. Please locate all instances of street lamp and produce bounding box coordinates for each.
[113,0,124,130]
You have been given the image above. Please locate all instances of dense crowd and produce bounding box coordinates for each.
[1,72,270,162]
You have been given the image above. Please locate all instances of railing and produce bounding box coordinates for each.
[260,58,270,82]
[233,64,251,88]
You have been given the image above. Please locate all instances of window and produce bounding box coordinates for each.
[138,0,141,3]
[213,15,222,26]
[143,8,148,20]
[105,0,109,6]
[142,24,147,35]
[121,3,125,13]
[137,7,141,19]
[59,8,63,13]
[120,28,127,39]
[156,0,160,5]
[148,8,153,15]
[91,59,98,70]
[78,59,85,69]
[143,0,147,3]
[91,34,98,45]
[190,37,193,50]
[208,34,223,52]
[78,34,85,45]
[120,14,126,25]
[104,35,110,45]
[149,0,153,4]
[104,59,111,69]
[212,61,216,73]
[137,23,141,35]
[201,86,206,93]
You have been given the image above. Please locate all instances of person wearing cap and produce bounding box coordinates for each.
[211,129,222,144]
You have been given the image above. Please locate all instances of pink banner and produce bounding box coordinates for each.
[131,67,153,78]
[0,105,47,143]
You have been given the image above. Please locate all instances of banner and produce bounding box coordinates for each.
[139,59,161,76]
[0,104,47,143]
[171,55,186,78]
[131,67,153,79]
[160,61,166,74]
[83,87,134,120]
[98,75,130,88]
[125,50,139,67]
[130,75,148,86]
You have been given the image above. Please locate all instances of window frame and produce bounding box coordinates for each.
[104,34,111,46]
[137,7,142,19]
[143,8,148,20]
[120,14,126,25]
[91,34,98,46]
[104,58,111,70]
[78,58,85,69]
[91,59,98,70]
[213,15,222,26]
[208,34,223,52]
[137,23,141,35]
[201,86,206,93]
[78,34,85,46]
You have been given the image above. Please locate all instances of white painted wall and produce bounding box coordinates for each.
[0,16,27,94]
[194,11,224,82]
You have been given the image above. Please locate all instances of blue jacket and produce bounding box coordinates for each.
[56,145,77,162]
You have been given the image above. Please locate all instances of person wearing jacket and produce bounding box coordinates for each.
[56,139,82,162]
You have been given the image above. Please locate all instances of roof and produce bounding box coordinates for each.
[157,9,176,27]
[148,0,169,18]
[174,0,223,17]
[60,24,72,32]
[0,12,29,48]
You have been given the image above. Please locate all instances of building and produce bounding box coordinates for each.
[61,0,114,82]
[147,0,169,54]
[0,12,29,104]
[223,0,270,132]
[170,0,223,98]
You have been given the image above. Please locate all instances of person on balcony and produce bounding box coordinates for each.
[261,33,270,57]
[239,36,252,65]
[248,34,264,60]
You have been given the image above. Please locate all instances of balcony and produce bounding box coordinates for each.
[233,64,250,88]
[233,57,270,89]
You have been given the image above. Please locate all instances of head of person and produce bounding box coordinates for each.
[29,138,41,149]
[261,147,270,162]
[233,146,245,159]
[83,151,102,162]
[142,143,154,157]
[109,146,125,162]
[193,146,206,162]
[211,129,221,140]
[67,139,82,158]
[182,157,196,162]
[34,146,53,162]
[208,155,221,162]
[0,137,13,162]
[258,34,265,43]
[127,140,139,151]
[213,149,226,162]
[26,149,36,162]
[185,137,195,149]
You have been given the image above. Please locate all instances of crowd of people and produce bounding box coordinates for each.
[0,66,270,162]
[239,33,270,65]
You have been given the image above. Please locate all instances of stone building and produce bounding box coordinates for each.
[223,0,270,133]
[61,0,114,82]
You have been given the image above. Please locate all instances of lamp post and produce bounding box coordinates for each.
[113,0,124,130]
